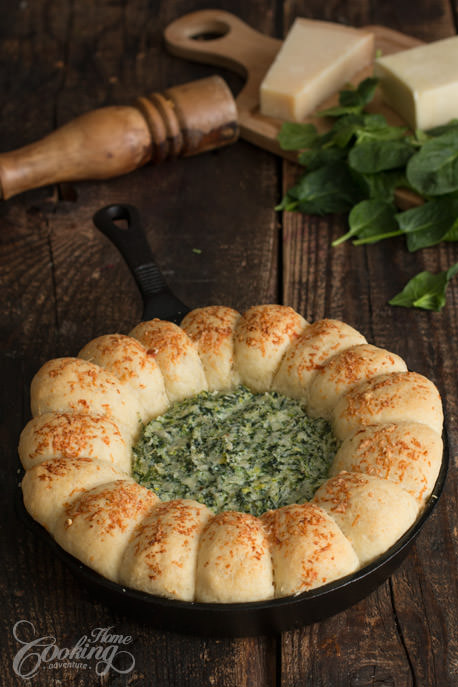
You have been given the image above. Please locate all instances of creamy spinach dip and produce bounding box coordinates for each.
[132,386,339,517]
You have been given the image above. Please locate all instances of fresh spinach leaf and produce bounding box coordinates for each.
[406,131,458,195]
[361,170,409,202]
[324,114,366,147]
[389,263,458,311]
[298,146,347,169]
[282,162,365,215]
[344,77,379,107]
[411,129,431,146]
[277,122,318,150]
[349,139,415,174]
[395,197,458,251]
[325,113,386,148]
[426,119,458,137]
[333,200,400,246]
[406,222,457,252]
[355,124,407,144]
[275,192,300,212]
[318,78,379,117]
[351,202,401,245]
[316,104,363,118]
[444,220,458,242]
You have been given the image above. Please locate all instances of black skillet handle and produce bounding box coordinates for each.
[93,204,168,296]
[93,204,189,323]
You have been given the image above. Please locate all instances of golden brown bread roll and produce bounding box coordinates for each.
[330,422,443,504]
[129,319,207,402]
[30,357,143,442]
[272,319,366,402]
[307,344,407,419]
[181,305,241,390]
[262,503,359,596]
[332,371,443,440]
[18,412,131,472]
[21,456,126,534]
[195,511,274,602]
[234,304,307,391]
[53,479,159,582]
[313,472,419,565]
[119,499,213,600]
[78,333,169,420]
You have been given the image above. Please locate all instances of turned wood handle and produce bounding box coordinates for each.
[0,76,239,200]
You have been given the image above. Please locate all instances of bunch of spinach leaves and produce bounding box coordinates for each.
[276,78,458,310]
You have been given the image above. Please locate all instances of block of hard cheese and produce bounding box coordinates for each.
[375,35,458,130]
[260,18,374,122]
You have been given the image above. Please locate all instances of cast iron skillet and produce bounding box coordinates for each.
[16,204,449,637]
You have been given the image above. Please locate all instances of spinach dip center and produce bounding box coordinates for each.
[132,386,339,517]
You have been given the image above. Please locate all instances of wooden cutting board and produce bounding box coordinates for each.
[165,10,423,169]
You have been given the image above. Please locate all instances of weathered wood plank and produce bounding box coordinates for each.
[0,1,72,150]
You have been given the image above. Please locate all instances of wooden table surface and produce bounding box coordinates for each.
[1,0,457,685]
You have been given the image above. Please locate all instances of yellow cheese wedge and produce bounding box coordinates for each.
[375,36,458,130]
[260,18,374,122]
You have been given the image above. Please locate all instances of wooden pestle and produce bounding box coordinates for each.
[0,75,239,200]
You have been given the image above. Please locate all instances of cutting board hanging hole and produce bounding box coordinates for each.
[190,22,230,41]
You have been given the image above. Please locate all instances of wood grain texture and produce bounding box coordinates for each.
[1,0,457,686]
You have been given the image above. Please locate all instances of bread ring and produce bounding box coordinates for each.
[272,319,366,402]
[18,412,131,472]
[262,503,359,596]
[21,456,126,534]
[195,511,274,602]
[313,471,419,565]
[130,319,207,402]
[53,479,159,582]
[234,304,307,391]
[79,333,169,420]
[330,422,443,504]
[307,344,407,419]
[20,306,444,603]
[181,305,241,390]
[30,357,143,442]
[119,499,212,600]
[332,371,443,440]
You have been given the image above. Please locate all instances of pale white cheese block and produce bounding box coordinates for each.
[260,18,374,121]
[375,35,458,130]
